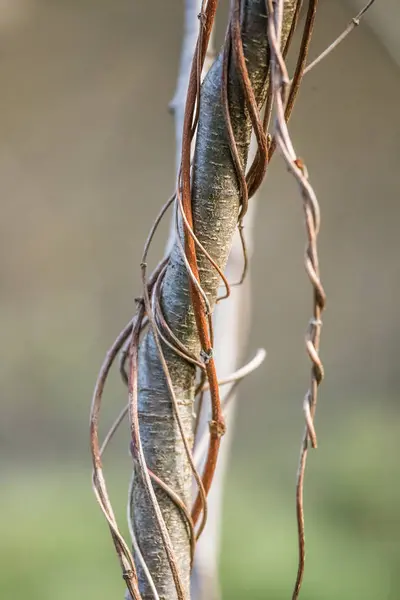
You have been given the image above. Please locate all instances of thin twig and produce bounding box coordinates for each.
[302,0,377,78]
[199,348,266,393]
[193,348,267,465]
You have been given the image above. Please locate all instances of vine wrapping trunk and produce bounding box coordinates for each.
[130,2,297,598]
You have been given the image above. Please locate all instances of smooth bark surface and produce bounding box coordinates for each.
[130,2,297,599]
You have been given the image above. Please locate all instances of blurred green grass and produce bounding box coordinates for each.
[1,410,399,600]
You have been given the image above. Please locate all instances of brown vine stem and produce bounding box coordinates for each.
[178,0,224,527]
[268,0,318,161]
[90,319,141,600]
[266,1,326,597]
[189,0,300,528]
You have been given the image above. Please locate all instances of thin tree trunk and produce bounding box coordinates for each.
[171,6,256,597]
[130,2,297,599]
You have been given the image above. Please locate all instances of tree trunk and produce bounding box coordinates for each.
[130,2,297,599]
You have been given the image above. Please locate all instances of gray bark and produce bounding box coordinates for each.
[130,2,297,599]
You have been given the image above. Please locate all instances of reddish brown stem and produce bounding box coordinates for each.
[178,0,225,527]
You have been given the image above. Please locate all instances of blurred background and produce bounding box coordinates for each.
[1,0,399,598]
